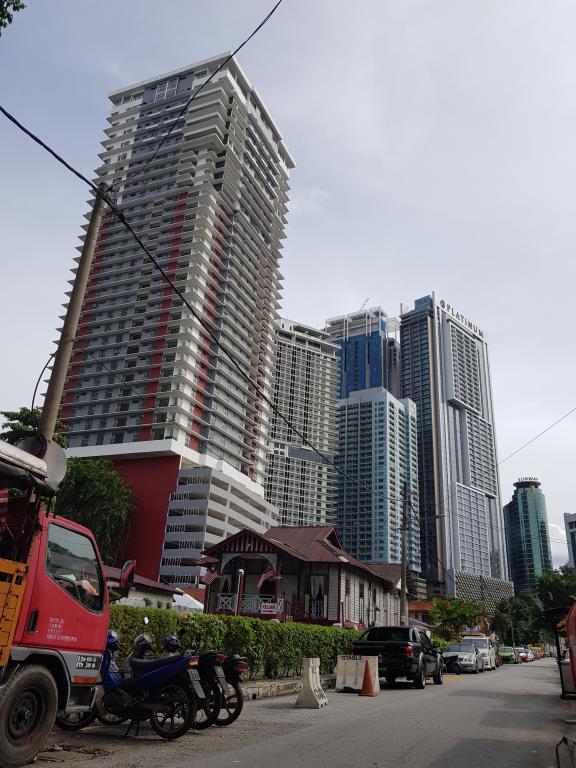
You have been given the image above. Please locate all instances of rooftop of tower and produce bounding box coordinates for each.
[107,51,294,168]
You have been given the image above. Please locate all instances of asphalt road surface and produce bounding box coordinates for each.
[41,659,568,768]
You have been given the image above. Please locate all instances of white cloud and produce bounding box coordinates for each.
[289,185,329,216]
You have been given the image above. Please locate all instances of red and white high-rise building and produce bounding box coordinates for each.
[58,55,292,583]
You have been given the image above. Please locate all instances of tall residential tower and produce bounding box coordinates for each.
[264,320,339,526]
[337,388,420,571]
[400,294,512,604]
[58,55,292,583]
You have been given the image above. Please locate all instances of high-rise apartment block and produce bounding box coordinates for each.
[400,295,511,600]
[337,388,420,571]
[60,55,292,582]
[325,308,400,399]
[504,478,553,595]
[265,320,339,526]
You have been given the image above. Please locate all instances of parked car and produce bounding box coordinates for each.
[444,643,484,674]
[442,644,464,674]
[498,646,517,664]
[515,647,528,663]
[526,649,535,662]
[352,626,443,689]
[461,636,497,670]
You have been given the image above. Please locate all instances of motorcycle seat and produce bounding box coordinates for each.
[130,654,184,672]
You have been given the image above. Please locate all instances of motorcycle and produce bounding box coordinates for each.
[56,629,205,739]
[215,655,248,727]
[162,633,226,730]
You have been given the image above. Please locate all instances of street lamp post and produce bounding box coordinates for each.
[235,569,245,616]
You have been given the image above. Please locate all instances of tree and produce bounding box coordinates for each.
[0,1,25,36]
[491,594,548,646]
[0,407,68,448]
[429,598,481,640]
[54,458,134,566]
[536,566,576,615]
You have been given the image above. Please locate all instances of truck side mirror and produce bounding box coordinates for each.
[117,559,136,598]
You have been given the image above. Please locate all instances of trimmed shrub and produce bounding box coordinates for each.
[108,604,358,678]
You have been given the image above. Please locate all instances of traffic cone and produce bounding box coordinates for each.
[359,659,378,697]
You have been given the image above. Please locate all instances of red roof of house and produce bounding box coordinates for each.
[200,526,398,591]
[408,600,434,612]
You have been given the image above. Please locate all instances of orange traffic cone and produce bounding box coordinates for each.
[359,659,378,697]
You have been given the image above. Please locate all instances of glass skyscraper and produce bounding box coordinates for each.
[325,308,400,399]
[400,294,510,600]
[504,478,553,595]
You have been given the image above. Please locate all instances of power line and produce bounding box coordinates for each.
[498,405,576,465]
[0,104,382,504]
[3,98,574,585]
[115,0,285,191]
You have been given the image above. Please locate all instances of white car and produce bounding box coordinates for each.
[526,650,535,662]
[461,636,497,670]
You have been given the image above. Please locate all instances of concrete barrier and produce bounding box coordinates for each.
[335,655,379,693]
[294,657,328,708]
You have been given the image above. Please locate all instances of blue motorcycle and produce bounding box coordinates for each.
[56,630,205,740]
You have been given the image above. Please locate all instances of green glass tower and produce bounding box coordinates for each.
[503,478,553,595]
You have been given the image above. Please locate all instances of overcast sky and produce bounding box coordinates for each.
[1,0,574,566]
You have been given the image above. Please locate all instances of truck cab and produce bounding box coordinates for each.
[0,439,130,768]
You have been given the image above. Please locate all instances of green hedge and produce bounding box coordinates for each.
[109,605,358,679]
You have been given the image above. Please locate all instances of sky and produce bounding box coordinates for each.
[0,0,574,567]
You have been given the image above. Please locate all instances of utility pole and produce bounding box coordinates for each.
[400,480,408,626]
[38,183,108,444]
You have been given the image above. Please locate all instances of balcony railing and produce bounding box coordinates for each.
[216,593,284,615]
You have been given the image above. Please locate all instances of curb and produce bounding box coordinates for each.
[241,674,336,701]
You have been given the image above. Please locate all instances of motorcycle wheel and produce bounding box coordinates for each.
[55,709,98,731]
[215,681,243,727]
[192,679,222,730]
[149,682,196,740]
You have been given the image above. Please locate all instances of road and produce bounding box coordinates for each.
[41,659,567,768]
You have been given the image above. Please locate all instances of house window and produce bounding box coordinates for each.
[345,577,350,596]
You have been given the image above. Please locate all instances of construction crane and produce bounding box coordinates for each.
[358,297,370,312]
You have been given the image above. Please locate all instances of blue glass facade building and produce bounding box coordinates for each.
[325,308,400,399]
[504,478,552,595]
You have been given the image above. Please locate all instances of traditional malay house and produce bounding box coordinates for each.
[198,526,401,627]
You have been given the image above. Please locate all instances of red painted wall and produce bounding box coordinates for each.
[111,455,181,581]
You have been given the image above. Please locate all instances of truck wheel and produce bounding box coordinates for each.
[0,664,58,768]
[413,662,426,689]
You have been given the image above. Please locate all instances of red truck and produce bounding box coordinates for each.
[0,439,133,768]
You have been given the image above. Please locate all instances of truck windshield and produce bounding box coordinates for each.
[366,627,410,642]
[46,523,104,612]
